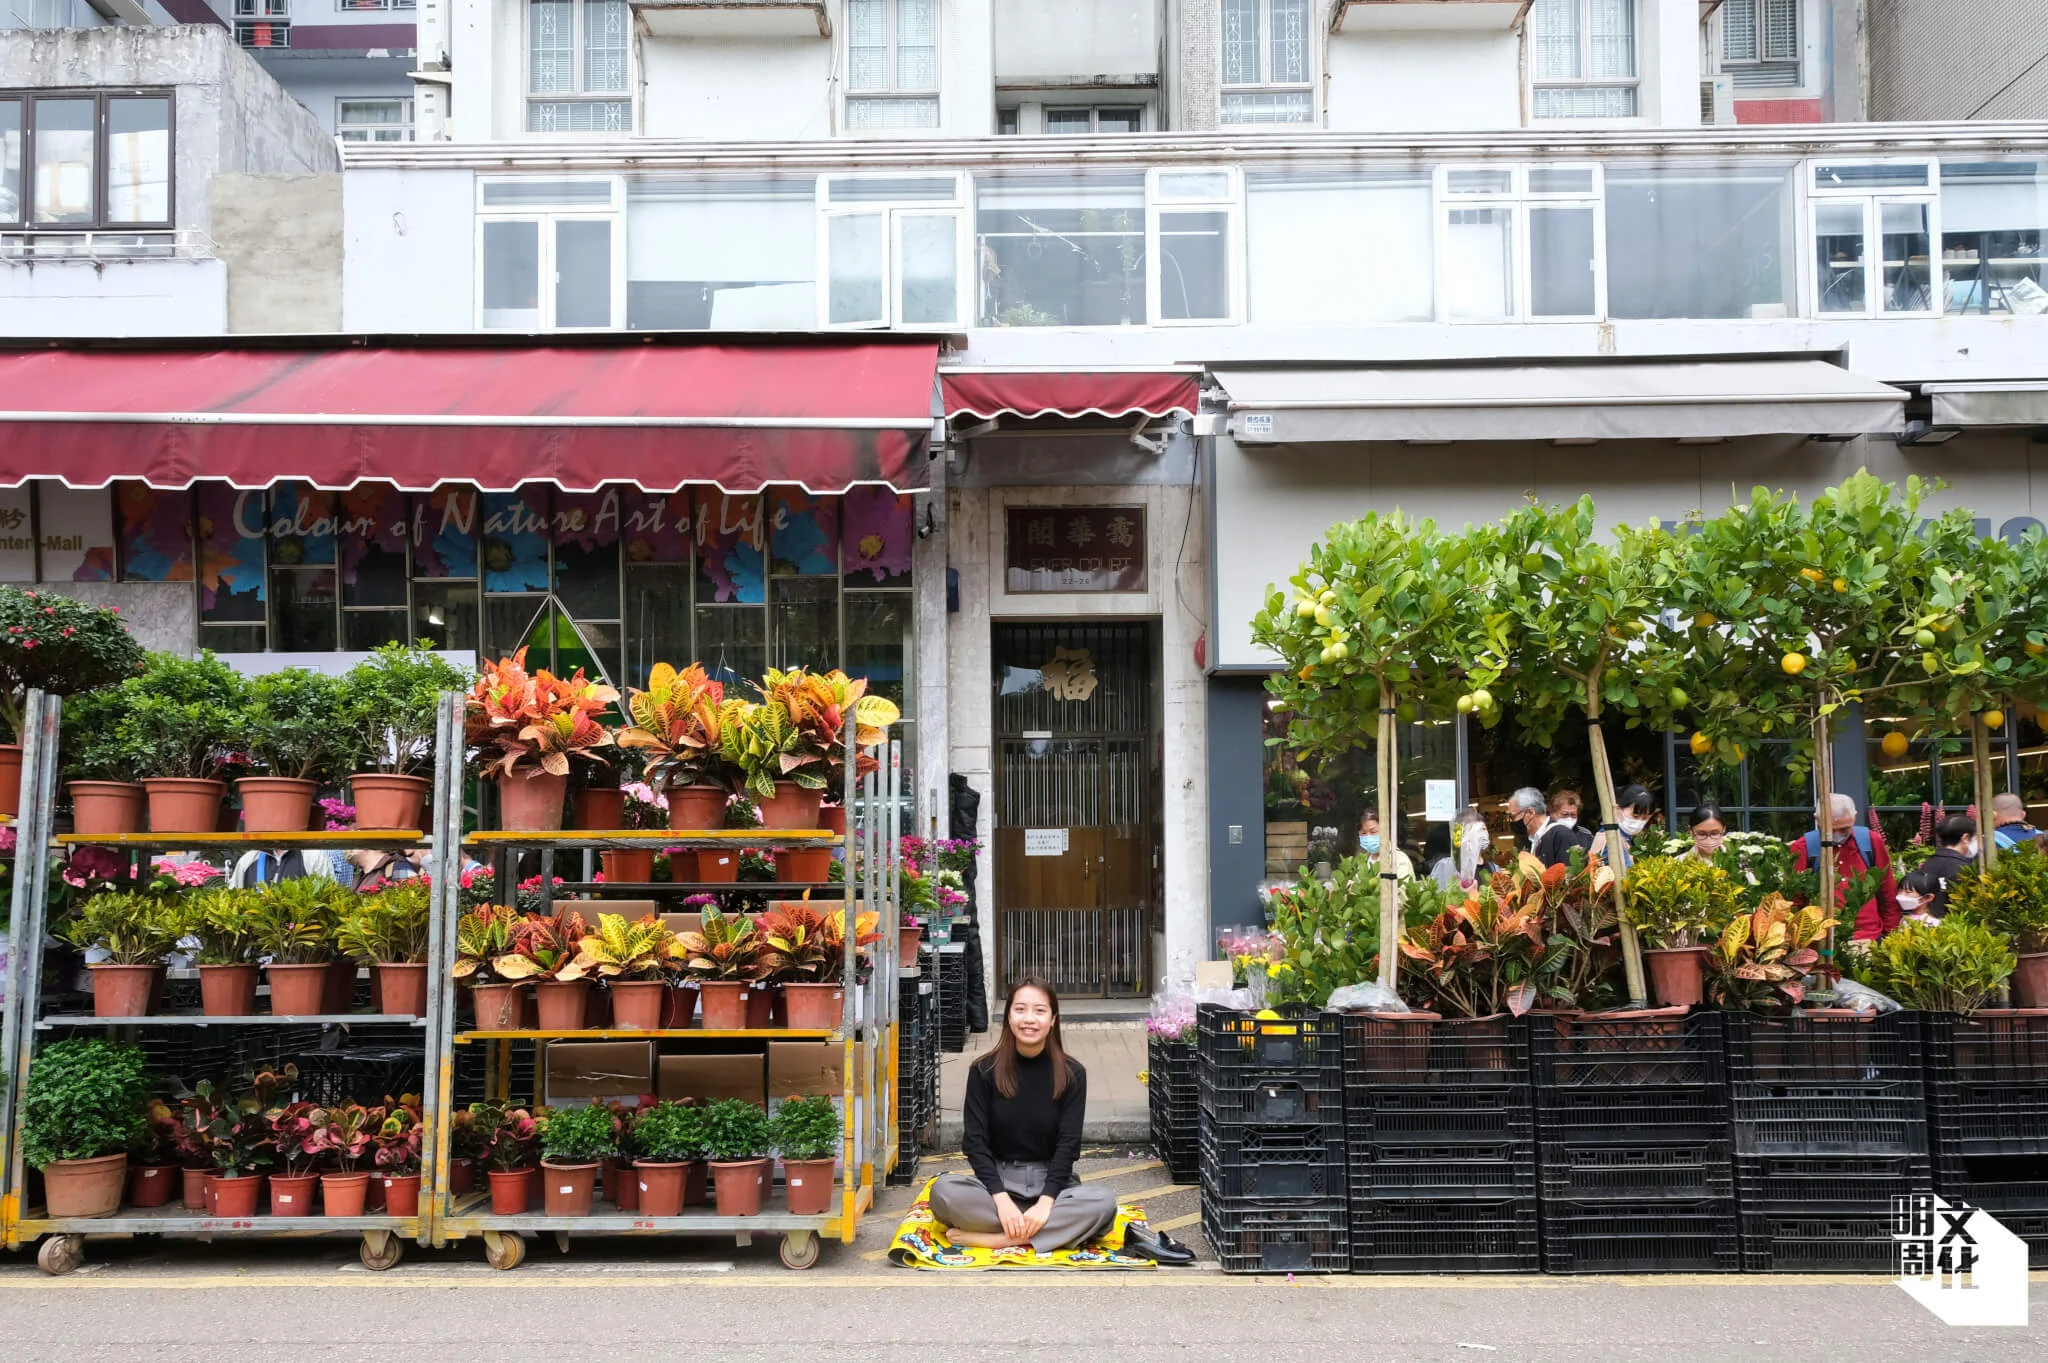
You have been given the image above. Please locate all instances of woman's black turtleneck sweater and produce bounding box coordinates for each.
[961,1047,1088,1198]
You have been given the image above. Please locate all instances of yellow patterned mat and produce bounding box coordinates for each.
[886,1177,1159,1271]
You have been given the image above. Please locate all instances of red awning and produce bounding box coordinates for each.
[0,340,940,493]
[940,369,1200,421]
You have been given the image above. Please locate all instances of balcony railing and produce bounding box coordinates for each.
[236,20,291,47]
[0,229,214,262]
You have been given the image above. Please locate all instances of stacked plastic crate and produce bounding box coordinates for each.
[1531,1010,1740,1272]
[1147,1031,1200,1183]
[1726,1011,1930,1271]
[1923,1011,2048,1268]
[1197,1005,1349,1274]
[1344,1014,1539,1272]
[890,972,940,1187]
[936,945,968,1053]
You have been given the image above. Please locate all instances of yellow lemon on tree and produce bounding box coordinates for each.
[1731,743,1745,762]
[1456,694,1477,715]
[1295,598,1317,618]
[2028,640,2047,657]
[1833,578,1848,592]
[1780,652,1807,676]
[1880,731,1910,760]
[1801,567,1825,583]
[1689,731,1713,757]
[1314,606,1333,627]
[1694,613,1717,629]
[1985,709,2006,731]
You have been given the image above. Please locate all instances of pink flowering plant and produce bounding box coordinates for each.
[0,586,144,745]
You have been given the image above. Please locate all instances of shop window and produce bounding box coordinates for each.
[1438,164,1604,321]
[0,483,117,584]
[1220,0,1313,125]
[478,178,621,330]
[820,174,965,329]
[975,171,1146,327]
[1261,699,1460,888]
[1246,166,1432,325]
[526,0,630,134]
[1604,161,1797,319]
[1530,0,1639,120]
[625,175,816,330]
[1148,168,1241,325]
[1938,160,2048,316]
[0,89,172,232]
[845,0,940,132]
[1810,160,1936,316]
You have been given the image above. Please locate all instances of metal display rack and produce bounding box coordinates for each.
[0,688,458,1274]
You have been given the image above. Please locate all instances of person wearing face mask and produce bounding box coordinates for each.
[1908,814,1978,920]
[1790,793,1901,940]
[1357,809,1416,881]
[1597,784,1658,869]
[1677,803,1731,862]
[1504,787,1581,869]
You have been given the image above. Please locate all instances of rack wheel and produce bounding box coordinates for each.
[779,1231,820,1270]
[359,1231,404,1271]
[483,1231,525,1271]
[37,1235,84,1276]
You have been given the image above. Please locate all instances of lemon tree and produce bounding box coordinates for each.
[1252,512,1509,989]
[1488,499,1694,1005]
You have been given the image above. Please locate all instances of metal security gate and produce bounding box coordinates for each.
[992,622,1158,997]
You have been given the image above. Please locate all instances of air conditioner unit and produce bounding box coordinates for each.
[1700,75,1735,125]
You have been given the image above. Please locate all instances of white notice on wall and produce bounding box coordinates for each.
[1424,780,1459,822]
[1024,828,1069,857]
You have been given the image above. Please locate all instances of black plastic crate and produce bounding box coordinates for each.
[1723,1010,1926,1087]
[1539,1199,1741,1274]
[1200,1070,1345,1128]
[1341,1013,1532,1087]
[1923,1011,2048,1086]
[1739,1209,1899,1273]
[1994,1210,2048,1270]
[1932,1152,2048,1213]
[1200,1198,1350,1275]
[1346,1085,1533,1144]
[1149,1034,1200,1183]
[1199,1123,1346,1201]
[1529,1010,1726,1089]
[1350,1197,1539,1273]
[1926,1079,2048,1157]
[1347,1140,1536,1201]
[1730,1083,1928,1156]
[1535,1083,1730,1145]
[1735,1153,1933,1210]
[1200,1003,1345,1073]
[294,1045,426,1106]
[1540,1141,1734,1202]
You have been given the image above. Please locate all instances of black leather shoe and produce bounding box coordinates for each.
[1122,1224,1197,1265]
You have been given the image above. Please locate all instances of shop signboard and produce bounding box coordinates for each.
[1004,506,1147,593]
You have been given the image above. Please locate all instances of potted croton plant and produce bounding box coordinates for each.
[310,1103,378,1217]
[617,662,735,832]
[466,648,619,832]
[598,781,668,882]
[56,890,176,1018]
[338,642,469,831]
[772,1095,842,1216]
[538,1102,619,1217]
[267,1100,323,1216]
[496,906,592,1031]
[477,1103,540,1214]
[20,1037,150,1219]
[560,912,674,1030]
[1622,856,1740,1009]
[723,668,893,842]
[246,878,342,1016]
[702,1098,773,1216]
[0,587,143,821]
[178,887,262,1017]
[759,901,846,1031]
[375,1103,425,1217]
[337,879,433,1018]
[455,902,528,1029]
[628,1101,708,1217]
[239,667,343,834]
[203,1076,281,1218]
[114,651,249,834]
[676,906,764,1030]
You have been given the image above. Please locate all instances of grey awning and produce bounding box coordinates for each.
[1214,360,1907,443]
[1926,382,2048,428]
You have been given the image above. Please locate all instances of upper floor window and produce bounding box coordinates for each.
[477,177,622,329]
[527,0,630,134]
[1047,106,1144,134]
[1437,164,1604,321]
[1810,160,1935,316]
[1721,0,1801,88]
[1530,0,1638,119]
[0,90,173,232]
[338,97,414,143]
[846,0,940,132]
[820,174,965,327]
[1221,0,1313,125]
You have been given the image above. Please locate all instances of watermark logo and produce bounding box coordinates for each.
[1893,1194,2029,1327]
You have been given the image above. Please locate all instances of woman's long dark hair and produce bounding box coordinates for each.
[981,976,1071,1100]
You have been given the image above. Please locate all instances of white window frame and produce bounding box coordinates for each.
[335,96,413,143]
[1433,164,1606,323]
[1805,159,1940,318]
[1219,0,1316,127]
[843,0,941,134]
[1528,0,1641,121]
[814,173,968,330]
[523,0,634,136]
[475,176,625,332]
[1719,0,1801,69]
[1042,105,1147,135]
[1146,167,1244,327]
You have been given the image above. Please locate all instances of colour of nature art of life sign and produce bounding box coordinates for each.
[1004,507,1147,593]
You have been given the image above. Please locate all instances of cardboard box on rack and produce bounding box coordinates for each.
[543,1040,653,1102]
[766,1040,862,1104]
[658,912,703,937]
[564,898,659,919]
[657,1052,766,1108]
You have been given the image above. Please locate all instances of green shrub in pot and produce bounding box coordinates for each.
[54,891,179,966]
[336,641,469,778]
[630,1101,709,1164]
[111,651,250,780]
[1841,918,2016,1015]
[770,1095,841,1162]
[539,1103,621,1166]
[702,1098,773,1162]
[20,1038,151,1170]
[0,587,144,746]
[1947,850,2048,954]
[244,668,345,782]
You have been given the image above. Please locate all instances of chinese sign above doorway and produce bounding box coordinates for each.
[1004,506,1147,593]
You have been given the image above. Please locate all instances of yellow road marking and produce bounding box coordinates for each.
[1078,1160,1160,1183]
[1115,1182,1197,1205]
[1149,1211,1201,1233]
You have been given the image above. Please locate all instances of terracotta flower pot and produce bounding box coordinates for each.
[198,963,259,1017]
[898,924,924,968]
[635,1160,686,1217]
[366,1175,387,1212]
[782,982,844,1031]
[0,741,19,819]
[90,963,158,1018]
[142,777,225,834]
[41,1153,127,1218]
[695,849,739,883]
[376,962,429,1019]
[601,849,656,883]
[236,776,319,834]
[266,962,329,1016]
[351,773,431,831]
[321,1171,371,1217]
[777,847,833,883]
[608,978,666,1030]
[470,982,527,1030]
[382,1172,422,1217]
[747,983,775,1029]
[1346,1010,1441,1083]
[324,957,360,1014]
[1645,946,1711,1009]
[782,1157,837,1216]
[542,1160,600,1216]
[488,1167,535,1215]
[663,982,699,1028]
[698,980,749,1030]
[710,1158,768,1215]
[210,1173,262,1218]
[269,1172,320,1216]
[128,1163,177,1209]
[181,1166,210,1210]
[667,784,729,832]
[67,780,146,837]
[2012,952,2048,1009]
[535,979,591,1031]
[497,770,568,832]
[450,1158,476,1196]
[572,786,627,830]
[612,1158,639,1211]
[820,805,847,837]
[756,781,824,831]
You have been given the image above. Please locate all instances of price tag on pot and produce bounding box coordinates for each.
[560,1185,573,1195]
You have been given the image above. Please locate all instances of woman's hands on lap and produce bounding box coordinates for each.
[992,1192,1031,1243]
[1019,1195,1054,1241]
